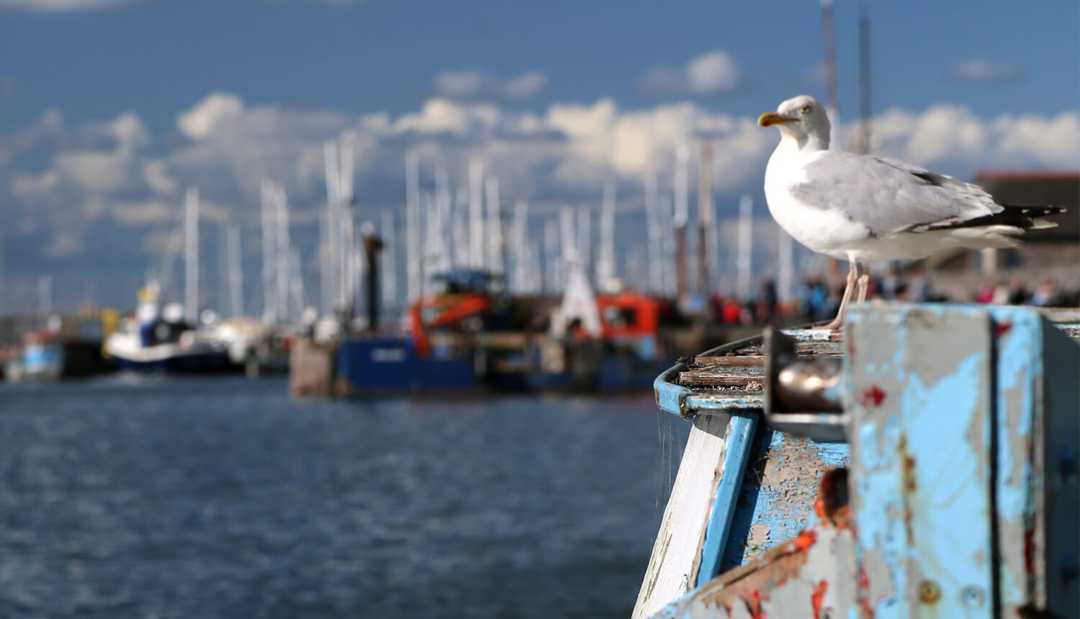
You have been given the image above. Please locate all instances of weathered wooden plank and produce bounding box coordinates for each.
[847,305,995,618]
[634,414,734,619]
[693,355,766,368]
[678,374,763,389]
[679,366,765,389]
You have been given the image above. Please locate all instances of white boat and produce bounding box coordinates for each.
[104,282,237,374]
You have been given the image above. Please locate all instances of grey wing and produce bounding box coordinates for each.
[791,152,1003,236]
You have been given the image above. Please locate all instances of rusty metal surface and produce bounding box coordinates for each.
[652,469,856,619]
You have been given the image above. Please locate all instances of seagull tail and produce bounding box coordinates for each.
[947,225,1024,249]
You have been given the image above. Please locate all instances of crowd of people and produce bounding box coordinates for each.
[712,268,1080,327]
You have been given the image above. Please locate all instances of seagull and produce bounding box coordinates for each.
[759,94,1064,329]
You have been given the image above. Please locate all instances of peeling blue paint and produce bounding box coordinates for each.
[695,414,757,587]
[654,364,691,418]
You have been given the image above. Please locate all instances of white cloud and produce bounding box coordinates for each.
[0,0,137,11]
[951,59,1023,83]
[504,71,547,99]
[54,148,135,193]
[641,50,742,96]
[434,69,547,100]
[866,105,1080,170]
[178,92,246,140]
[3,90,1077,309]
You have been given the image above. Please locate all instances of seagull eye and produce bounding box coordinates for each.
[800,105,812,115]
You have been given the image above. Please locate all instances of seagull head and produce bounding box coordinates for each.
[758,95,830,150]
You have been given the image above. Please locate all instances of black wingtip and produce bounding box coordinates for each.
[1002,204,1067,216]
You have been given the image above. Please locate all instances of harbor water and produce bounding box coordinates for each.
[0,378,686,618]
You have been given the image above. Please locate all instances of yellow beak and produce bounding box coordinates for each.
[758,112,796,127]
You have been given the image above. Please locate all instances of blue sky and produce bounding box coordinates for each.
[2,0,1075,130]
[0,0,1077,311]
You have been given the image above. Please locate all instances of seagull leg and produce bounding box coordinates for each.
[823,258,858,331]
[856,273,870,304]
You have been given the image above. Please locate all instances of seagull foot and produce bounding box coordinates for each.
[820,319,844,332]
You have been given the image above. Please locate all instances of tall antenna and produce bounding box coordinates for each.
[857,7,873,154]
[184,187,200,322]
[820,0,839,149]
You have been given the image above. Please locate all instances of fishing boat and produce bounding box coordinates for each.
[634,304,1080,618]
[332,269,529,394]
[104,282,237,373]
[529,258,729,392]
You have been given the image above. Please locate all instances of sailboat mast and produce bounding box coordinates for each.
[260,180,276,323]
[405,152,421,306]
[226,224,243,318]
[736,195,753,300]
[275,185,290,324]
[468,160,484,269]
[485,176,503,276]
[697,141,714,296]
[323,140,340,314]
[184,187,200,323]
[645,167,661,294]
[598,178,616,292]
[673,145,689,300]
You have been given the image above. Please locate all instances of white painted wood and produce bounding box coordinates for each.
[633,414,731,619]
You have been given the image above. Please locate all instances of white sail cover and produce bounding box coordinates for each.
[550,256,602,338]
